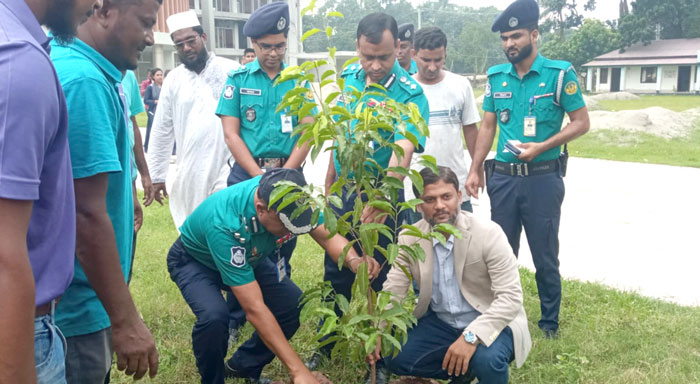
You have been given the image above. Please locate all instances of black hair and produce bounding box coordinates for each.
[151,67,162,76]
[244,47,255,55]
[356,12,398,44]
[192,26,204,35]
[413,27,447,52]
[413,166,459,197]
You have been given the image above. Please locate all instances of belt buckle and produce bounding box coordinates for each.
[263,158,282,168]
[515,163,529,177]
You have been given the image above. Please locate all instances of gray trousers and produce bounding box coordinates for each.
[65,328,112,384]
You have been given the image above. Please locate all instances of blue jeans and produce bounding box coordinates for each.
[167,238,302,383]
[384,311,514,383]
[487,171,564,332]
[35,314,67,384]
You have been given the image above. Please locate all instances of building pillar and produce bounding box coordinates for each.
[695,51,700,93]
[586,67,593,92]
[200,0,216,52]
[596,67,601,92]
[656,66,663,93]
[620,67,626,91]
[286,0,300,65]
[153,45,164,69]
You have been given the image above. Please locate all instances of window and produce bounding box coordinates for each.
[640,66,657,84]
[189,0,200,9]
[215,0,231,12]
[599,68,608,84]
[215,19,235,48]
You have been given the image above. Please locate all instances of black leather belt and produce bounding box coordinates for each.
[493,158,559,177]
[255,157,288,168]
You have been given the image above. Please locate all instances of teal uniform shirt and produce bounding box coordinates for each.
[50,37,134,337]
[179,176,323,286]
[407,59,418,75]
[334,61,428,175]
[483,54,585,163]
[215,58,314,158]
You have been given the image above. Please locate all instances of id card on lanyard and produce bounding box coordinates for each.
[524,96,536,137]
[275,249,286,282]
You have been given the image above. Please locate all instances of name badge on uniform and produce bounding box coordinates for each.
[240,88,262,96]
[494,92,512,99]
[281,114,293,133]
[276,251,286,282]
[524,116,537,137]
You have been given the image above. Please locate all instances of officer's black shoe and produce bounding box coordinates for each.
[448,374,475,384]
[223,360,272,384]
[364,363,390,384]
[304,350,328,371]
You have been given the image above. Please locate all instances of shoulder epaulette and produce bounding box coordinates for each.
[227,65,249,78]
[397,74,422,96]
[487,63,510,77]
[544,59,574,73]
[341,63,361,78]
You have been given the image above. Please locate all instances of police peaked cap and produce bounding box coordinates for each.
[491,0,539,33]
[398,23,414,43]
[258,168,316,235]
[243,1,289,38]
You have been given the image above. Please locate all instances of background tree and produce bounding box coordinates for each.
[618,0,700,48]
[541,18,621,72]
[539,0,596,40]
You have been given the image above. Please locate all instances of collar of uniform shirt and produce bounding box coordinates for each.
[508,53,545,78]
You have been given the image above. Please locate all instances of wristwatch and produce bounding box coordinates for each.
[462,329,479,345]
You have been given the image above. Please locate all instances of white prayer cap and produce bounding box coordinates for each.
[167,10,200,34]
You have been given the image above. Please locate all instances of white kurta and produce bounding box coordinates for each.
[148,53,239,228]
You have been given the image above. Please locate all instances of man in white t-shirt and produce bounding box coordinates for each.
[404,26,481,223]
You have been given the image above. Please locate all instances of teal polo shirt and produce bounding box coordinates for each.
[483,54,585,163]
[179,176,323,286]
[121,70,144,181]
[215,58,314,158]
[51,37,134,338]
[334,61,428,176]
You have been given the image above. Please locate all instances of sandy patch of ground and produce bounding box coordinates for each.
[587,106,700,138]
[588,91,640,101]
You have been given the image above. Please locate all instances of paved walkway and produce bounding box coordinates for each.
[142,136,700,306]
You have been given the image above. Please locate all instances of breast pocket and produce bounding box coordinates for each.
[533,95,557,125]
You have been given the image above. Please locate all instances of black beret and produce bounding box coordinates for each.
[243,1,289,38]
[398,23,414,42]
[491,0,539,33]
[258,168,316,235]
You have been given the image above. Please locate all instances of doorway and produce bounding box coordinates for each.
[677,66,691,92]
[611,68,621,92]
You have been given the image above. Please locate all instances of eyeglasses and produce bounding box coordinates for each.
[173,35,201,50]
[256,42,287,54]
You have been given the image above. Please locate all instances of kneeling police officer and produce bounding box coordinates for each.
[167,168,379,384]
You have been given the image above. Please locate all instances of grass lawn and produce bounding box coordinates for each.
[112,200,700,383]
[135,111,148,128]
[595,94,700,112]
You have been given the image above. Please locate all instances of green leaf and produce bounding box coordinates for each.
[301,28,321,43]
[386,243,399,265]
[300,0,315,15]
[326,10,343,18]
[418,155,438,174]
[335,294,350,315]
[267,184,296,208]
[408,170,424,196]
[325,26,333,37]
[337,240,355,270]
[365,333,378,355]
[367,200,393,213]
[323,207,337,234]
[352,261,369,296]
[347,314,374,326]
[433,223,463,239]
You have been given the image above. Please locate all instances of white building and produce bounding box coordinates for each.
[583,38,700,94]
[136,0,302,81]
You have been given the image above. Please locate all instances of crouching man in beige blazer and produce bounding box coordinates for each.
[368,166,531,384]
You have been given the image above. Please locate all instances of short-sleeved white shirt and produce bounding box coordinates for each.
[407,71,481,202]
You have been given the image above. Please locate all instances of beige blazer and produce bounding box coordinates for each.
[384,211,532,368]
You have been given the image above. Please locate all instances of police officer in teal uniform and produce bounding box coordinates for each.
[216,1,315,341]
[397,23,418,75]
[167,168,380,384]
[308,13,428,383]
[466,0,590,339]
